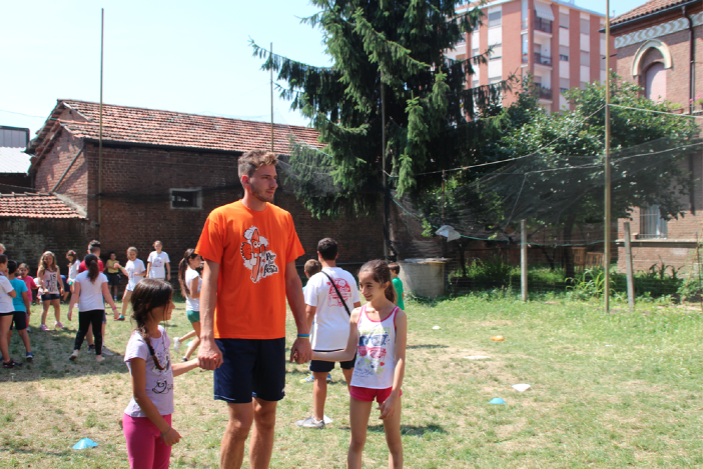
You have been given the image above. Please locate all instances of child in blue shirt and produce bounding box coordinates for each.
[7,260,32,361]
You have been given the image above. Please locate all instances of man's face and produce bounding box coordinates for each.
[245,165,278,203]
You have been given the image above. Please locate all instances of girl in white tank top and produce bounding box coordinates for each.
[312,260,408,468]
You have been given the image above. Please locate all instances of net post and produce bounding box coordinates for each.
[521,219,527,302]
[624,222,635,313]
[604,0,612,314]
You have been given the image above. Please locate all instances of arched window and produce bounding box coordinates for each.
[644,62,667,102]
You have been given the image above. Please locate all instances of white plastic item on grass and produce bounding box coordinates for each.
[323,415,333,424]
[432,325,441,330]
[464,355,490,360]
[512,384,531,392]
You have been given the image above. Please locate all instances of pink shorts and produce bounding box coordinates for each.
[349,385,402,403]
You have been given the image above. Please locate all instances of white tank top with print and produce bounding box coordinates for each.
[350,305,399,390]
[42,269,60,294]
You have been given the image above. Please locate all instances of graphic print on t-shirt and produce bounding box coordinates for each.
[327,278,352,307]
[240,226,278,283]
[355,324,391,377]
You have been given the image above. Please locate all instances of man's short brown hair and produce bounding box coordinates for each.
[88,240,101,253]
[304,259,322,276]
[238,150,278,179]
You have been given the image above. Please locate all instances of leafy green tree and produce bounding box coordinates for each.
[490,75,700,278]
[252,0,513,220]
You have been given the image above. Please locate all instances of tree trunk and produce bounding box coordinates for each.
[563,212,578,281]
[539,245,556,271]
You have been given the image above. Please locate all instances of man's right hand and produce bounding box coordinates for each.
[198,338,223,370]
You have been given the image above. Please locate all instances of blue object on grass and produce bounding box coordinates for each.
[489,398,506,404]
[73,438,98,449]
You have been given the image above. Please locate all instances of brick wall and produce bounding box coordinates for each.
[34,130,88,211]
[0,217,90,277]
[614,11,703,275]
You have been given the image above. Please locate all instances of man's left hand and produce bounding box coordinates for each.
[290,338,312,364]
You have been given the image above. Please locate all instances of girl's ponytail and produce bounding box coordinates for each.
[85,254,99,283]
[359,259,397,304]
[130,279,174,371]
[178,248,197,297]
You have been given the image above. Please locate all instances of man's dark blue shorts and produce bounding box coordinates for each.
[214,338,286,404]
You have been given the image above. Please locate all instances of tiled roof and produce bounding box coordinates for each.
[0,147,30,173]
[612,0,693,26]
[28,99,322,157]
[0,193,84,219]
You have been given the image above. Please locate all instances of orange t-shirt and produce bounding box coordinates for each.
[196,200,305,339]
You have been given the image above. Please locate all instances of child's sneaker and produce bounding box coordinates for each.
[101,346,115,357]
[69,350,78,361]
[300,373,315,383]
[295,416,325,429]
[173,337,182,352]
[39,324,49,332]
[95,355,105,363]
[87,345,96,354]
[25,352,34,362]
[54,321,67,330]
[26,326,30,332]
[3,361,14,369]
[327,373,332,382]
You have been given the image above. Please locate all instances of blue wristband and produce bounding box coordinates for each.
[297,334,310,338]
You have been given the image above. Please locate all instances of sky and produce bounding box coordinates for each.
[1,0,651,139]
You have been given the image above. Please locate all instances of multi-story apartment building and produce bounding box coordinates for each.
[447,0,612,112]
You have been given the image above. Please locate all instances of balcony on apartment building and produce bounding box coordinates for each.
[534,17,553,34]
[522,52,553,66]
[536,84,552,100]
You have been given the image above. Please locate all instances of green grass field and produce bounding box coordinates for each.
[1,295,703,468]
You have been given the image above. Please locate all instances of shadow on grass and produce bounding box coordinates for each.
[0,446,75,458]
[338,423,447,436]
[406,344,447,350]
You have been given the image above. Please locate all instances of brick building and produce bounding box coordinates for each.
[26,99,384,281]
[446,0,612,112]
[612,0,703,274]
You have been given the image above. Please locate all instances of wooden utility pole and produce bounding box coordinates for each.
[98,8,104,241]
[521,219,528,302]
[270,43,274,152]
[381,72,388,260]
[623,222,635,312]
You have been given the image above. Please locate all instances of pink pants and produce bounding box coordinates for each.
[123,413,172,469]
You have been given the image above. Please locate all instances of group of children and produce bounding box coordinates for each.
[2,237,410,468]
[0,240,173,369]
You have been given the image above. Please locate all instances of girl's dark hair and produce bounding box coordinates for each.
[85,254,100,283]
[178,248,198,296]
[7,260,18,275]
[0,254,7,265]
[130,278,173,371]
[66,250,77,262]
[359,260,397,304]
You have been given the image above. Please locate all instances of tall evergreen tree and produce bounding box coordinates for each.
[252,0,513,219]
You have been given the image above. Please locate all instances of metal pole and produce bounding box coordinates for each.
[604,0,611,313]
[98,8,104,241]
[381,72,388,260]
[270,42,274,152]
[521,219,527,302]
[623,222,635,312]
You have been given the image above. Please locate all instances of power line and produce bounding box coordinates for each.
[609,104,703,119]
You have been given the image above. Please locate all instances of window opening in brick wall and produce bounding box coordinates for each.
[170,188,202,210]
[639,205,668,239]
[559,45,569,62]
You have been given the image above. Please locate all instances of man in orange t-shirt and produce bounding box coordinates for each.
[196,149,311,469]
